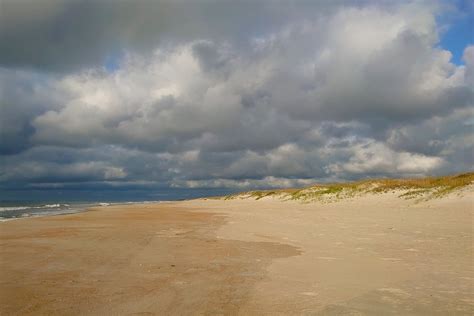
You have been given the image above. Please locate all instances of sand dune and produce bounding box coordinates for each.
[1,187,473,315]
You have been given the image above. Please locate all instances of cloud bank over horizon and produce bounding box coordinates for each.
[1,0,473,190]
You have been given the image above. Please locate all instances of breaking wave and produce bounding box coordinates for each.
[0,204,68,212]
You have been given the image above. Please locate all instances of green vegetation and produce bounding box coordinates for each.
[221,172,474,203]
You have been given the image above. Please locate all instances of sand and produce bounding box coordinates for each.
[0,190,473,315]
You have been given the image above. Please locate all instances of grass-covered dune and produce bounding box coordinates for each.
[221,172,474,203]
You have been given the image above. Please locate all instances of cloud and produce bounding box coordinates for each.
[0,1,472,190]
[325,140,445,177]
[0,68,67,154]
[0,0,346,71]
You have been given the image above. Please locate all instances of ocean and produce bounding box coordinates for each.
[0,202,106,221]
[0,188,236,221]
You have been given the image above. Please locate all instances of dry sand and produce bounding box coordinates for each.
[0,190,473,315]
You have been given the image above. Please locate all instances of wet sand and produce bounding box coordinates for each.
[0,191,473,315]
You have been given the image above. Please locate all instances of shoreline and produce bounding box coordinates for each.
[0,200,173,223]
[1,190,473,315]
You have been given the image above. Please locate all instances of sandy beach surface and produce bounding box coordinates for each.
[1,191,473,315]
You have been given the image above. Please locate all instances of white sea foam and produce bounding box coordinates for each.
[0,204,66,212]
[0,206,30,212]
[0,217,19,222]
[43,204,62,208]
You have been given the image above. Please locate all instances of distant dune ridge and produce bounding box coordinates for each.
[221,172,474,203]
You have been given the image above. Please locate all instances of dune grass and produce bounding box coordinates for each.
[222,172,474,202]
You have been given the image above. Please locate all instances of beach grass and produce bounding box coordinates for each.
[222,172,474,202]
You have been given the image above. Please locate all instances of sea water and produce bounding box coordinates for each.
[0,202,99,221]
[0,188,235,221]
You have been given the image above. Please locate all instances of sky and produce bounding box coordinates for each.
[0,0,473,195]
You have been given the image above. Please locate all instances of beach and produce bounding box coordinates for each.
[0,190,473,315]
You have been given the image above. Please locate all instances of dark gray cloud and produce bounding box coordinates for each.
[0,0,353,72]
[0,1,472,190]
[0,68,66,154]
